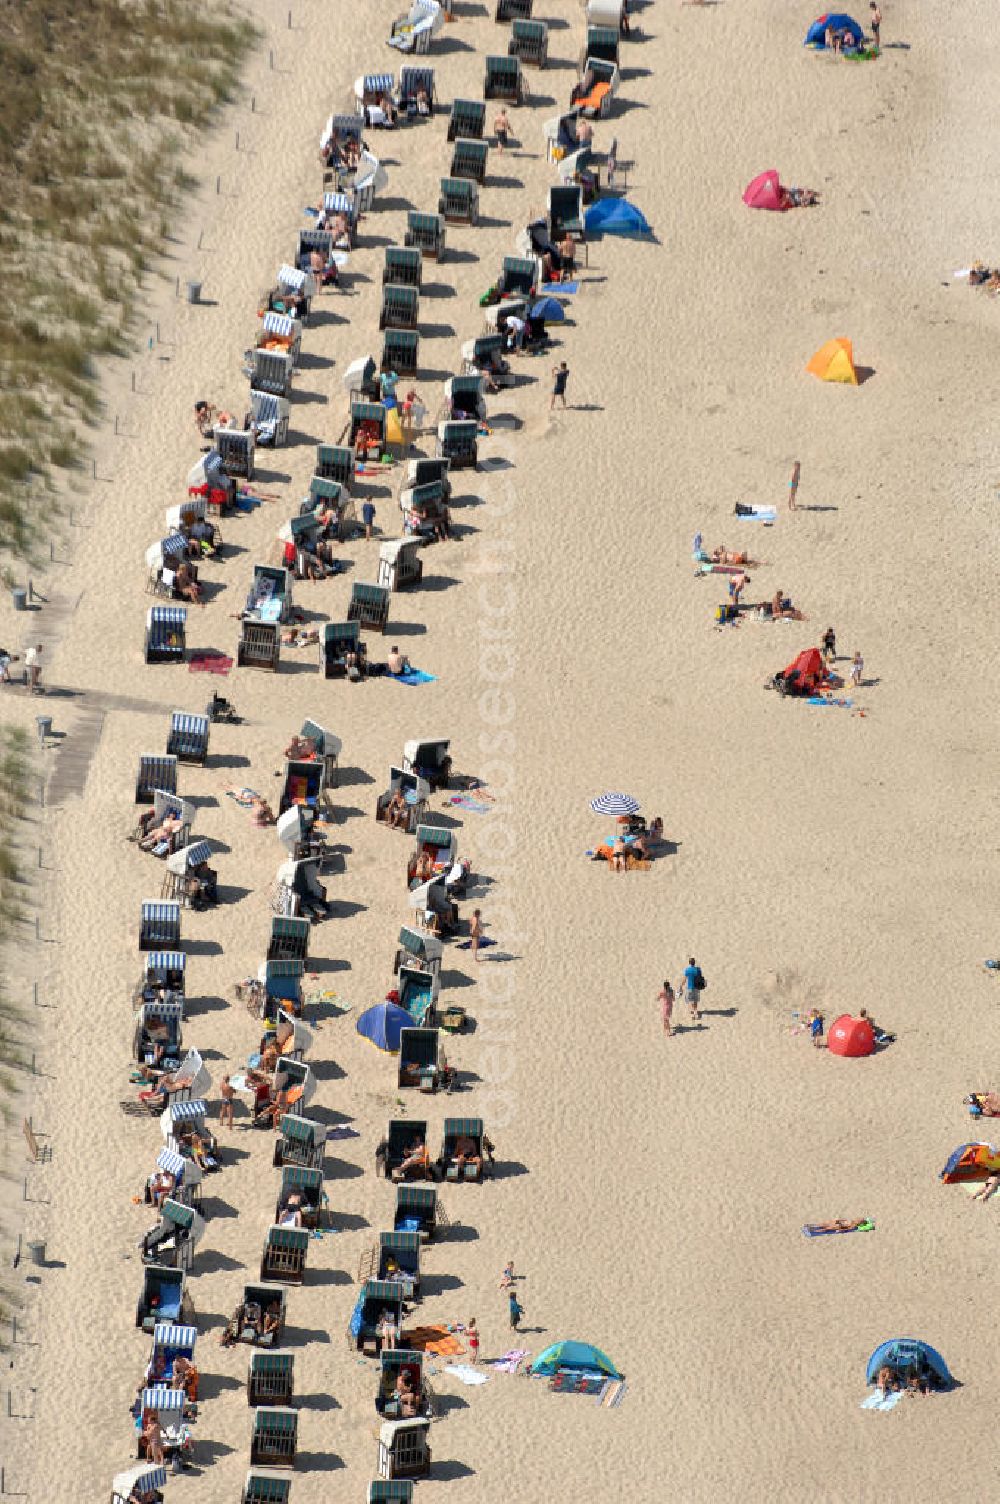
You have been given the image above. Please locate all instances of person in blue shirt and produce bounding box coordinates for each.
[683,958,704,1023]
[362,500,376,541]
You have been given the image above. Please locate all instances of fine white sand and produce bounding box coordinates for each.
[3,0,1000,1500]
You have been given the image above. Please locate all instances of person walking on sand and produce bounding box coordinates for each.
[493,108,510,154]
[499,1260,515,1289]
[821,625,837,663]
[468,1317,480,1363]
[550,362,569,410]
[508,1291,524,1331]
[851,650,864,687]
[25,643,43,693]
[219,1075,235,1130]
[469,908,484,963]
[869,1,881,50]
[683,957,705,1023]
[658,979,675,1037]
[788,460,801,511]
[362,499,376,541]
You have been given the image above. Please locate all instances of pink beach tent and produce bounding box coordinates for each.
[743,170,783,211]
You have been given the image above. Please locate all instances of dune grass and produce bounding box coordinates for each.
[0,0,258,559]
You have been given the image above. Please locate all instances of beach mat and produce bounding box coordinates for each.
[805,696,854,708]
[390,670,437,686]
[443,1364,490,1386]
[802,1221,874,1237]
[490,1349,528,1373]
[402,1326,465,1356]
[189,653,234,676]
[861,1389,903,1412]
[539,281,578,294]
[457,936,497,951]
[736,509,776,522]
[449,795,492,814]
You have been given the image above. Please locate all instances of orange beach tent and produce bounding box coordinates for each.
[806,337,857,385]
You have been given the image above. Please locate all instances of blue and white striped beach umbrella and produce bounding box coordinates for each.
[590,792,641,817]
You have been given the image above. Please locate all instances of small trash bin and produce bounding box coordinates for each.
[185,280,202,304]
[26,1239,46,1267]
[12,587,26,610]
[36,716,53,747]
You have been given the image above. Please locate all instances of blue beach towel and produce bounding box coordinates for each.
[458,936,497,950]
[390,670,437,686]
[539,281,578,295]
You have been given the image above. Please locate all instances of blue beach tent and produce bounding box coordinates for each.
[865,1339,952,1388]
[583,198,651,238]
[356,1001,413,1052]
[804,13,864,47]
[530,297,566,322]
[531,1340,622,1379]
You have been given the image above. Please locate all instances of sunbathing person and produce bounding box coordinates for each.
[711,546,750,565]
[397,1136,429,1178]
[171,1353,199,1402]
[387,646,411,676]
[971,1172,1000,1203]
[806,1217,873,1233]
[278,1191,305,1228]
[285,734,318,761]
[147,1168,177,1209]
[965,1092,1000,1116]
[412,851,436,885]
[385,789,409,828]
[252,796,276,827]
[396,1368,421,1417]
[173,562,203,606]
[139,813,183,852]
[779,186,820,209]
[611,837,629,872]
[451,1134,482,1177]
[139,1070,194,1108]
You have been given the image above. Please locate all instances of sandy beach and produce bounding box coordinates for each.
[3,0,1000,1499]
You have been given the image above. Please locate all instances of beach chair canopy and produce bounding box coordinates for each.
[358,1001,414,1052]
[584,197,651,237]
[865,1339,951,1387]
[165,839,213,875]
[742,169,783,210]
[530,1340,622,1378]
[398,925,443,963]
[806,336,858,384]
[940,1142,1000,1183]
[804,12,864,47]
[112,1463,169,1502]
[369,1481,415,1503]
[145,949,186,985]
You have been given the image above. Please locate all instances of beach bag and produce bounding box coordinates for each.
[694,971,706,991]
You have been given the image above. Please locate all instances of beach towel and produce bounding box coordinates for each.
[490,1349,529,1374]
[226,787,263,807]
[736,507,777,522]
[443,1364,490,1386]
[539,281,578,295]
[861,1389,904,1412]
[402,1326,465,1357]
[390,669,437,685]
[802,1221,874,1237]
[449,795,492,814]
[457,936,497,950]
[805,696,854,708]
[189,653,234,676]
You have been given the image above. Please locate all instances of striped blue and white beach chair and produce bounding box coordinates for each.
[139,900,181,951]
[144,606,187,665]
[151,1145,202,1208]
[249,391,290,449]
[355,72,396,121]
[166,712,209,764]
[399,63,436,109]
[143,949,187,994]
[216,425,255,481]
